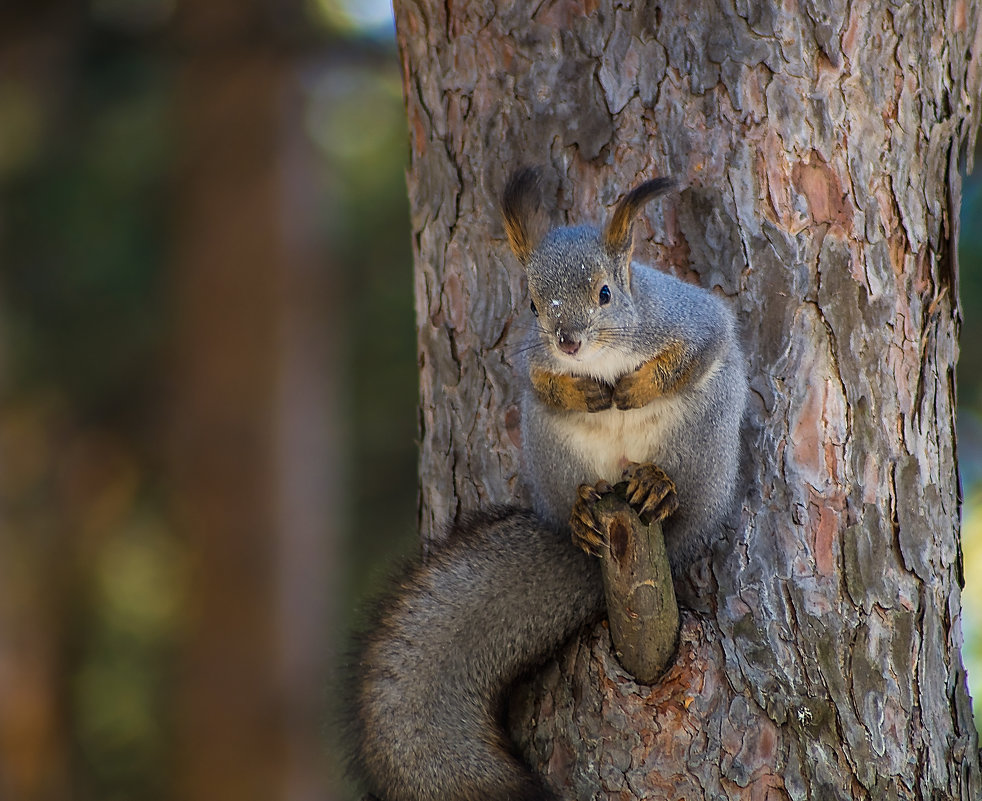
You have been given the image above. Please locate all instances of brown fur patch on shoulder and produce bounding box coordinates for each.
[603,177,675,257]
[501,167,543,263]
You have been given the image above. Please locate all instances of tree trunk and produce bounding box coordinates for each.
[171,1,338,798]
[393,1,982,798]
[0,5,84,798]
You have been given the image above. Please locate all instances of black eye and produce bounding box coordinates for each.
[530,299,538,317]
[598,285,611,305]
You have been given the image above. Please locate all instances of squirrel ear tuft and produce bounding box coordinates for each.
[502,167,544,264]
[602,177,675,260]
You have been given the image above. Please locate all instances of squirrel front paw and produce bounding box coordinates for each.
[570,480,614,556]
[530,369,612,412]
[612,344,691,410]
[612,372,651,410]
[622,462,678,524]
[577,376,615,412]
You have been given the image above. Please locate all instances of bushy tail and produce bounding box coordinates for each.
[345,508,604,801]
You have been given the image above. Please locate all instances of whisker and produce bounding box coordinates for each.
[509,322,549,335]
[503,341,550,359]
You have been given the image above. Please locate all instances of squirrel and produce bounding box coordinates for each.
[345,169,748,801]
[504,168,747,577]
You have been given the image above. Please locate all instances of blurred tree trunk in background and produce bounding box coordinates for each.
[171,1,337,799]
[0,3,82,799]
[394,1,982,798]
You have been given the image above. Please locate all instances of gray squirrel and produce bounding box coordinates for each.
[345,169,748,801]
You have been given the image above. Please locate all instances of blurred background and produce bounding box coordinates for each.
[0,0,414,799]
[0,1,980,799]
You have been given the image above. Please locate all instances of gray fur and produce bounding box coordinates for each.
[519,225,747,572]
[348,509,603,801]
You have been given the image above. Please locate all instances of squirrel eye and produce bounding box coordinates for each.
[598,285,611,305]
[530,299,538,317]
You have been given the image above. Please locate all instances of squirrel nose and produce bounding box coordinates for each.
[557,331,581,355]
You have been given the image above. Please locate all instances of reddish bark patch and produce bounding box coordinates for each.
[721,702,780,785]
[873,180,909,275]
[792,151,853,231]
[809,495,842,577]
[913,246,932,295]
[408,100,427,158]
[442,269,466,331]
[790,382,822,481]
[761,129,790,226]
[535,0,600,26]
[841,10,861,60]
[752,143,775,225]
[955,0,968,32]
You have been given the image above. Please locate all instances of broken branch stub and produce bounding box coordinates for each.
[594,488,679,684]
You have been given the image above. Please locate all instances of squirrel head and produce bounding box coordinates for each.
[501,168,674,370]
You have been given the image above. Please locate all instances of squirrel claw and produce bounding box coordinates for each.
[622,462,678,524]
[570,481,614,556]
[571,523,606,557]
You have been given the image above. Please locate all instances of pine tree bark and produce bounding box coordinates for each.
[394,1,982,798]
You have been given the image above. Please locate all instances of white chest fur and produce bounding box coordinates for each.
[544,393,688,483]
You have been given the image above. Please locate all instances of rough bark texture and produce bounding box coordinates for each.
[394,1,982,798]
